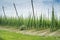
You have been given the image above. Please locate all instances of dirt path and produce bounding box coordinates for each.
[0,26,60,36]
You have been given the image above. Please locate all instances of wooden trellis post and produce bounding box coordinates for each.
[13,3,19,18]
[2,6,6,19]
[31,0,36,28]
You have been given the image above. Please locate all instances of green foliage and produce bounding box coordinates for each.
[0,6,60,31]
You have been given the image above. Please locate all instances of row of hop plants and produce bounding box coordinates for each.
[0,6,60,32]
[0,0,60,32]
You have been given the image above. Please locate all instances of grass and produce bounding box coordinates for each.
[0,30,60,40]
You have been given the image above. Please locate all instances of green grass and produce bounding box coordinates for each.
[0,30,60,40]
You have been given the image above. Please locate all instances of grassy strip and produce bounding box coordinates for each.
[0,30,60,40]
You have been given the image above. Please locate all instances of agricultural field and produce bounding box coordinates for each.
[0,0,60,40]
[0,6,60,32]
[0,0,60,32]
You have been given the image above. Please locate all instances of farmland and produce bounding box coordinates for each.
[0,0,60,40]
[0,0,60,32]
[0,6,60,32]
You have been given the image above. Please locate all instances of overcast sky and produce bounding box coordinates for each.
[0,0,60,19]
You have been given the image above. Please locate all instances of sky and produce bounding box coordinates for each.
[0,0,60,19]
